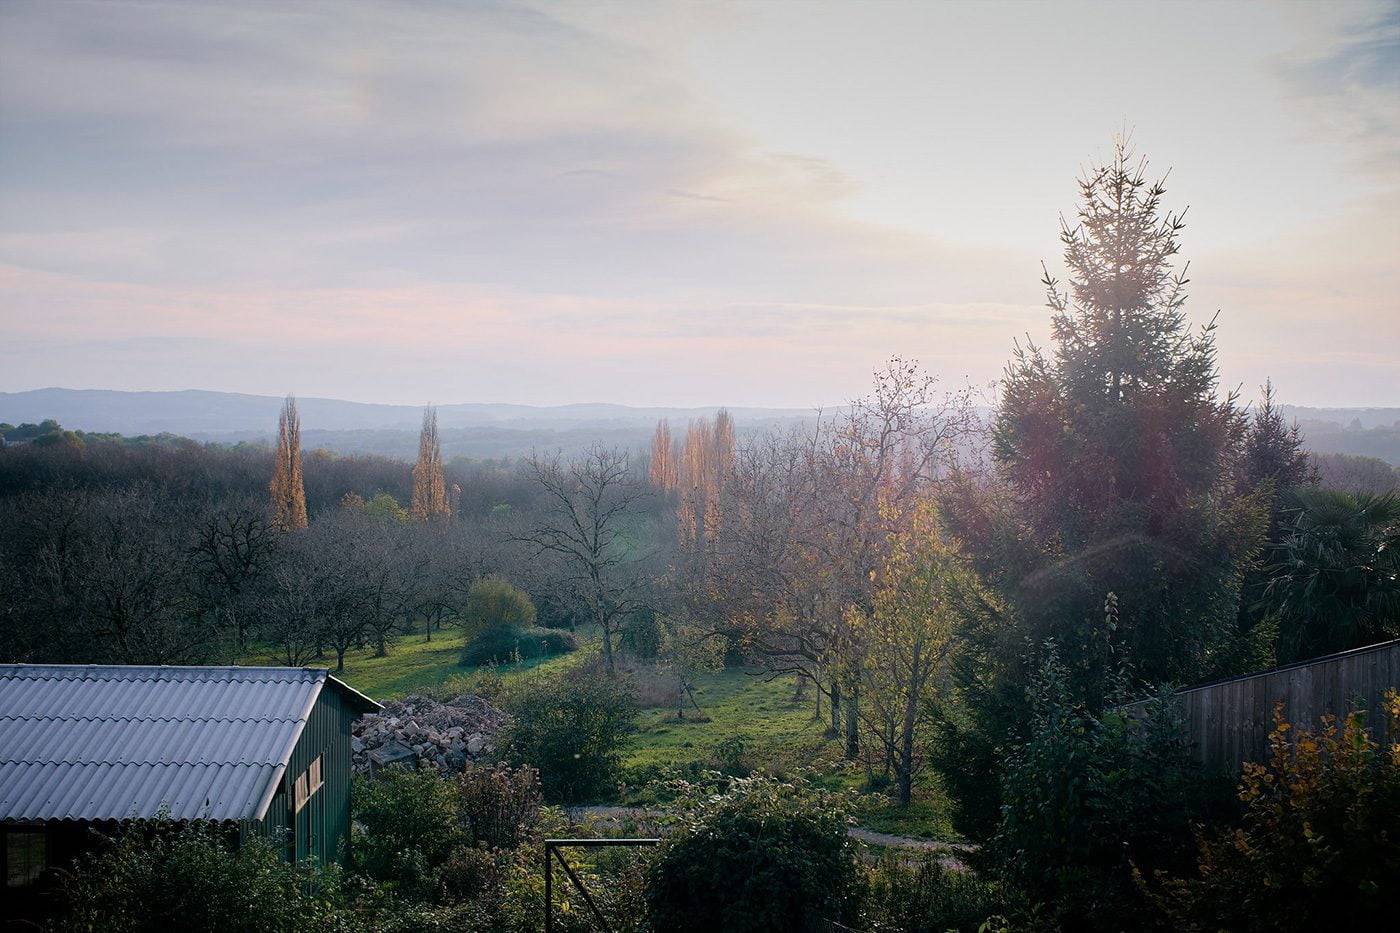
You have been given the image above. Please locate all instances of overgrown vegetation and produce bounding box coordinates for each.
[499,664,639,803]
[645,776,862,933]
[1141,695,1400,932]
[49,823,350,932]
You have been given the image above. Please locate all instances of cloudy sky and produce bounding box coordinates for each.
[1,0,1396,407]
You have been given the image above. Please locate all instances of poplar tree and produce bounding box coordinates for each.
[410,406,450,521]
[705,409,736,541]
[649,419,678,491]
[677,418,712,547]
[269,396,308,531]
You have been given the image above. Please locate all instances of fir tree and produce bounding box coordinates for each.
[938,141,1268,836]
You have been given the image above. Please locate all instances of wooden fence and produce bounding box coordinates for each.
[1158,638,1400,773]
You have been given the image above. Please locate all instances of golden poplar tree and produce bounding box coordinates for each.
[269,395,308,531]
[677,418,713,546]
[705,409,735,540]
[410,405,450,521]
[649,419,678,491]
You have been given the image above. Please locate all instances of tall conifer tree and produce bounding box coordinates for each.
[938,142,1267,836]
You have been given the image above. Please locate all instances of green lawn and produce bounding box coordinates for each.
[619,666,958,840]
[239,626,584,701]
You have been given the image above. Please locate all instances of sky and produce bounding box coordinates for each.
[1,0,1397,408]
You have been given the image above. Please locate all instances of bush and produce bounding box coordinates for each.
[620,607,662,659]
[645,776,861,933]
[52,821,349,931]
[500,667,638,803]
[862,852,1014,933]
[465,576,536,632]
[458,763,543,851]
[993,648,1223,929]
[1142,695,1400,932]
[352,769,463,900]
[461,625,577,666]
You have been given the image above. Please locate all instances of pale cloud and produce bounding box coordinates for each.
[0,0,1396,408]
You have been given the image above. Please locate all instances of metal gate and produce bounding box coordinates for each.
[543,837,659,932]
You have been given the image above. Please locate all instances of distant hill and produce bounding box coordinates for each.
[0,388,816,459]
[3,389,1395,463]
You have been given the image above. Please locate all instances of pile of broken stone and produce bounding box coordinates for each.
[352,692,508,775]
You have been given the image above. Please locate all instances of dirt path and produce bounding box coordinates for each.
[566,805,976,868]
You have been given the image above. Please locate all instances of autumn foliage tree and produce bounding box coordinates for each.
[269,395,308,531]
[649,419,678,492]
[847,499,990,804]
[410,405,450,522]
[676,409,735,548]
[698,362,977,760]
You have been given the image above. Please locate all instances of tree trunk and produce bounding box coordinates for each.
[598,606,615,674]
[897,698,918,805]
[844,685,860,760]
[896,643,925,805]
[829,680,841,736]
[335,646,346,672]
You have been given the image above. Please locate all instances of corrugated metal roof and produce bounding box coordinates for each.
[0,665,375,823]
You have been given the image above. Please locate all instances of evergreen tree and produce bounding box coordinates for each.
[938,142,1266,835]
[268,396,308,531]
[1239,380,1317,530]
[1230,381,1318,666]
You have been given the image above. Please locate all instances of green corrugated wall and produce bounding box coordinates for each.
[244,684,358,865]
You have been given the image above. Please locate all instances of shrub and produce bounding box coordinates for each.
[500,667,638,803]
[352,769,463,900]
[620,607,662,659]
[862,852,1014,933]
[645,776,861,933]
[465,576,536,632]
[993,648,1222,929]
[710,735,751,777]
[1142,695,1400,931]
[52,821,349,931]
[458,763,543,851]
[461,625,577,666]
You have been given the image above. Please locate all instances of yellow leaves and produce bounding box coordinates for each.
[409,406,450,521]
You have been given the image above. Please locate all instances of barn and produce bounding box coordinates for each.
[0,664,379,903]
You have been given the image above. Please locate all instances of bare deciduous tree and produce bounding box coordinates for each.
[517,447,653,674]
[698,359,978,759]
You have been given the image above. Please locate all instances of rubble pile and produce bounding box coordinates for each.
[352,693,508,775]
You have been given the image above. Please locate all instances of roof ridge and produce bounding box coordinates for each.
[0,759,280,768]
[0,715,307,724]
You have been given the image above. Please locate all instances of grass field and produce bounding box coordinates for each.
[249,626,957,840]
[238,626,579,700]
[618,666,957,840]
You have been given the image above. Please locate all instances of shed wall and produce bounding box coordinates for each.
[246,685,357,864]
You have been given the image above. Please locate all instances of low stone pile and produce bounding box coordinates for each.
[352,692,509,775]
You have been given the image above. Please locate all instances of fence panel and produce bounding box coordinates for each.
[1165,639,1400,772]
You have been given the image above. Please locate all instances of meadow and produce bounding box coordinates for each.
[290,626,957,840]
